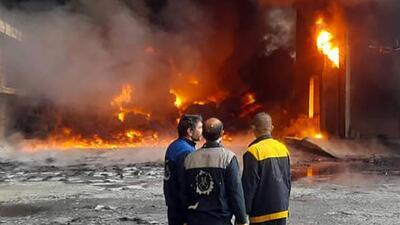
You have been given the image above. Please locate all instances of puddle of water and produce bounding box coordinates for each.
[292,159,400,182]
[292,162,347,181]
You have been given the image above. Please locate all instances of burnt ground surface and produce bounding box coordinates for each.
[0,146,400,225]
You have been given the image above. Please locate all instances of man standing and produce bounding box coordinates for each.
[182,118,248,225]
[164,114,203,225]
[242,112,291,225]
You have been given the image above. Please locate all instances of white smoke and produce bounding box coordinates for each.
[0,0,218,112]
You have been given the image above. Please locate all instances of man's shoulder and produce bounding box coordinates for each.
[184,147,236,170]
[267,138,290,155]
[249,138,287,149]
[166,139,195,161]
[246,138,289,160]
[220,147,236,158]
[191,146,235,157]
[269,138,288,147]
[168,139,194,149]
[166,139,181,149]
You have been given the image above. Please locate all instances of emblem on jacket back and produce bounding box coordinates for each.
[195,170,214,195]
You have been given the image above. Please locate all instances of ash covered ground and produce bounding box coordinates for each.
[0,144,400,225]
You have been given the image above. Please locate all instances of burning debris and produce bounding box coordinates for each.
[0,0,314,151]
[0,0,397,151]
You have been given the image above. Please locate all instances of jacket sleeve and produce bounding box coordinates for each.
[177,151,190,223]
[287,156,292,196]
[226,156,248,224]
[242,151,260,214]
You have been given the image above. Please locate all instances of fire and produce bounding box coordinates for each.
[309,77,314,118]
[111,84,151,122]
[315,17,324,25]
[175,96,183,108]
[21,128,167,151]
[152,132,159,140]
[243,92,256,106]
[126,129,143,139]
[316,18,340,68]
[62,127,72,135]
[193,101,207,105]
[317,30,339,67]
[111,84,132,107]
[169,89,184,109]
[222,133,233,142]
[240,92,262,118]
[118,112,125,122]
[314,133,323,139]
[189,78,199,85]
[21,83,162,151]
[281,115,326,140]
[111,84,132,122]
[307,167,313,177]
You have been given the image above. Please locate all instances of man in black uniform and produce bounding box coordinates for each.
[181,118,248,225]
[242,112,291,225]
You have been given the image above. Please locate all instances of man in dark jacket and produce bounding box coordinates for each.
[242,112,291,225]
[164,114,203,225]
[182,118,248,225]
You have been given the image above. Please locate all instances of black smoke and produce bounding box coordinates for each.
[1,0,298,140]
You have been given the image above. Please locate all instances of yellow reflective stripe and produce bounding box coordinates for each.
[247,139,289,161]
[250,210,289,223]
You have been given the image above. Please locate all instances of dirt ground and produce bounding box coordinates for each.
[0,146,400,225]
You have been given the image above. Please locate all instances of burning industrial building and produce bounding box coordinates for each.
[0,0,300,150]
[0,0,397,151]
[0,0,400,224]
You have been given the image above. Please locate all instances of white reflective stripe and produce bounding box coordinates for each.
[188,202,199,210]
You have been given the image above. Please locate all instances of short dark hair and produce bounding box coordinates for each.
[203,118,223,142]
[251,112,272,134]
[177,114,203,137]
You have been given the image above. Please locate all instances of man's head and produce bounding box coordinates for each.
[177,114,203,142]
[202,118,224,142]
[251,112,273,138]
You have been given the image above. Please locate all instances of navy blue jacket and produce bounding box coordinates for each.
[164,138,196,211]
[181,142,247,225]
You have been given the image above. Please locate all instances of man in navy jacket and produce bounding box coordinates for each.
[181,118,248,225]
[164,114,203,225]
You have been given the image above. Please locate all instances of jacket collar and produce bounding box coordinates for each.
[202,141,223,148]
[248,134,272,147]
[180,137,196,147]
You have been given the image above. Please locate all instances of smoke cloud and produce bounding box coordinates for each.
[1,0,398,142]
[0,0,299,140]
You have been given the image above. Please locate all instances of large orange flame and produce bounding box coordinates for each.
[316,18,340,68]
[21,131,166,151]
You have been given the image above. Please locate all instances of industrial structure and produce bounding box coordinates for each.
[0,9,20,137]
